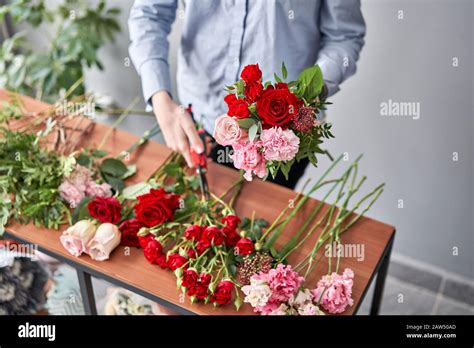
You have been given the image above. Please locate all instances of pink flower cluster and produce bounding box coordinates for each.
[242,265,355,315]
[214,115,300,181]
[59,165,112,207]
[312,268,354,314]
[242,264,304,315]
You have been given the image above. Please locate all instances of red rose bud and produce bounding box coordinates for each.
[184,225,203,241]
[244,81,263,103]
[240,64,262,83]
[223,226,241,247]
[187,248,197,259]
[143,238,163,264]
[119,218,144,248]
[167,253,188,271]
[195,273,212,300]
[211,280,234,306]
[87,196,121,224]
[134,188,180,227]
[182,269,198,290]
[196,240,211,255]
[235,237,255,255]
[221,215,241,229]
[138,234,154,249]
[201,226,224,246]
[227,98,250,119]
[156,254,168,269]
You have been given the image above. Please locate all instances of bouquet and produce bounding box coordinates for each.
[214,63,333,181]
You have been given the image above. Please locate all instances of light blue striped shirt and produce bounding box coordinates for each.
[129,0,365,133]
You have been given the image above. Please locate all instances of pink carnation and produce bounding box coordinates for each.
[250,264,304,315]
[59,180,85,207]
[311,268,354,314]
[230,140,267,181]
[261,127,300,161]
[213,115,243,146]
[85,181,112,198]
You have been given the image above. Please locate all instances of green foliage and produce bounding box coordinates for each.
[0,128,70,233]
[0,0,121,101]
[295,65,324,102]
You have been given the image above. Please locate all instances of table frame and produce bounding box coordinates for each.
[4,230,395,316]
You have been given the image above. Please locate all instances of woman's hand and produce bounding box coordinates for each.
[152,91,204,167]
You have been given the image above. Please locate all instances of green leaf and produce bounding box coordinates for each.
[238,118,256,129]
[121,164,136,179]
[100,158,127,177]
[102,174,125,193]
[163,162,181,177]
[71,196,92,224]
[248,124,258,142]
[281,61,287,80]
[296,65,324,102]
[91,149,108,158]
[121,182,151,200]
[274,73,282,83]
[76,153,92,167]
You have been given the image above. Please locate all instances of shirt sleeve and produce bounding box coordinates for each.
[316,0,366,97]
[128,0,178,107]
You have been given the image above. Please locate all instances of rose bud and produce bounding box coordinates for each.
[184,225,203,241]
[235,237,255,255]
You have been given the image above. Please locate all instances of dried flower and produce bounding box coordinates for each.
[293,106,316,133]
[236,252,273,286]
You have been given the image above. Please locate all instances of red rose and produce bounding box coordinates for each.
[156,254,168,269]
[167,253,188,270]
[119,218,144,248]
[221,215,241,229]
[224,93,237,107]
[275,82,288,90]
[195,273,212,300]
[223,226,241,247]
[211,280,234,305]
[196,240,210,255]
[143,238,163,264]
[187,248,197,259]
[182,269,198,290]
[87,196,121,224]
[184,225,203,241]
[256,87,302,128]
[228,98,250,119]
[138,234,154,249]
[201,226,224,246]
[235,237,254,255]
[134,188,180,227]
[240,64,262,83]
[245,81,263,103]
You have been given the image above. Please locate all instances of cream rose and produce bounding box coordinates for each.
[86,223,121,261]
[213,115,242,146]
[60,220,96,257]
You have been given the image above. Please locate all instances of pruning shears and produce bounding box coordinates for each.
[186,104,210,200]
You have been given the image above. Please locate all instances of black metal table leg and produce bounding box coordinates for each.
[369,236,394,315]
[76,269,98,315]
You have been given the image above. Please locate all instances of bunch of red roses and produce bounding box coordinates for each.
[138,214,256,307]
[214,62,332,181]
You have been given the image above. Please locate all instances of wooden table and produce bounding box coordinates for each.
[1,91,395,316]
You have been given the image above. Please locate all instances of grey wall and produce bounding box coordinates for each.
[17,0,474,278]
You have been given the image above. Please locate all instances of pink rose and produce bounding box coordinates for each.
[86,223,121,261]
[230,140,267,181]
[85,181,112,198]
[311,268,354,314]
[59,180,85,207]
[213,115,243,146]
[261,127,300,161]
